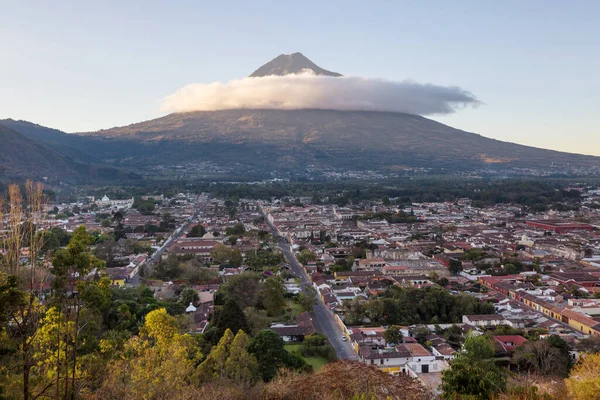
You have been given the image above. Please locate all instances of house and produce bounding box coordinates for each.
[357,258,387,270]
[105,267,129,287]
[562,309,600,336]
[270,312,315,342]
[493,335,528,355]
[358,343,442,375]
[358,345,412,374]
[431,343,456,360]
[462,314,507,327]
[404,343,438,374]
[270,324,314,342]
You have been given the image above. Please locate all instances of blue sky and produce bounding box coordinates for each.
[1,0,598,155]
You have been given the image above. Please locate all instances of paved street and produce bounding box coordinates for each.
[130,198,209,286]
[264,210,358,360]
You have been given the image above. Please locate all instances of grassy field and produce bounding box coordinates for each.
[284,344,329,372]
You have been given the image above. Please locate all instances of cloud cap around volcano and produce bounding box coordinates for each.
[161,72,481,116]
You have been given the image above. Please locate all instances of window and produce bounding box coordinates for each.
[380,359,384,365]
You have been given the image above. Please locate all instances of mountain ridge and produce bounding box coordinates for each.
[75,108,600,171]
[0,122,142,181]
[0,124,82,179]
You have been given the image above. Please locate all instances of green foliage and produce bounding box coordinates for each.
[262,278,286,316]
[296,286,317,312]
[187,224,206,238]
[243,307,271,336]
[449,259,463,275]
[492,324,524,336]
[0,273,25,327]
[442,324,464,345]
[42,226,71,252]
[218,272,262,309]
[383,325,403,345]
[208,299,250,344]
[301,333,337,362]
[226,223,246,236]
[463,248,486,261]
[503,263,518,275]
[248,329,306,381]
[297,249,317,265]
[441,334,507,399]
[359,286,495,325]
[358,210,418,224]
[246,249,284,271]
[211,243,233,264]
[96,308,201,399]
[197,328,258,383]
[231,248,243,268]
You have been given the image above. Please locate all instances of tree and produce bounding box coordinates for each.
[231,248,243,268]
[197,328,235,381]
[504,263,518,275]
[514,336,571,377]
[224,330,259,383]
[137,201,155,214]
[48,225,105,400]
[212,243,233,264]
[301,333,336,361]
[493,324,524,336]
[180,287,199,306]
[443,324,464,345]
[226,223,246,236]
[248,329,304,382]
[297,249,316,265]
[448,259,463,275]
[0,183,50,400]
[43,227,70,252]
[218,272,262,309]
[566,353,600,400]
[384,326,403,345]
[297,286,317,312]
[187,224,206,238]
[210,299,249,342]
[243,307,271,336]
[96,308,201,399]
[413,326,431,346]
[364,298,385,324]
[441,334,506,399]
[262,278,286,316]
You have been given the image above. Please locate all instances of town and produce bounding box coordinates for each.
[3,181,600,397]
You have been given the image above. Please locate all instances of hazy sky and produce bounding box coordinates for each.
[1,0,598,155]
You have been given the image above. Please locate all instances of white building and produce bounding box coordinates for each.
[95,195,134,210]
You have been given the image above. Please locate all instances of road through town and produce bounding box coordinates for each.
[263,210,358,360]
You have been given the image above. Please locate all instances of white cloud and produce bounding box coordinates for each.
[161,72,480,115]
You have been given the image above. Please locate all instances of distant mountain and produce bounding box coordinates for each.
[0,119,101,163]
[0,123,141,182]
[78,109,600,172]
[250,52,342,77]
[0,124,81,179]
